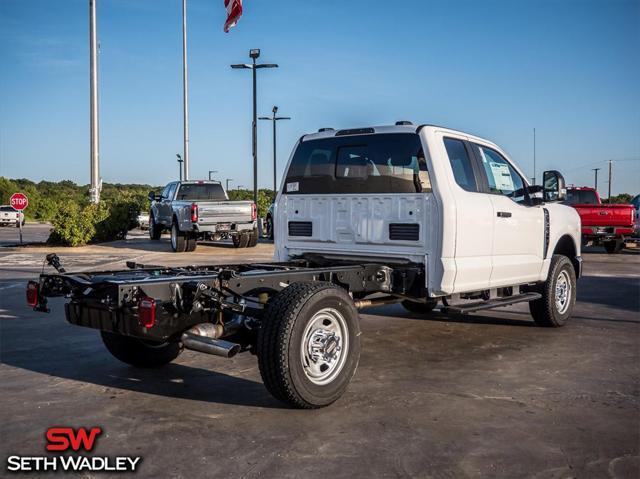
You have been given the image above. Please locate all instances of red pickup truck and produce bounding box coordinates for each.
[565,187,635,253]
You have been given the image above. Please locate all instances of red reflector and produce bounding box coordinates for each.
[26,281,39,307]
[191,203,198,223]
[251,203,257,221]
[138,297,156,328]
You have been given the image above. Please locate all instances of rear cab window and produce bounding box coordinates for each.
[443,138,478,192]
[177,183,227,201]
[565,189,598,205]
[284,133,430,194]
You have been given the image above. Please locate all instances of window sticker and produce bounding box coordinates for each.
[287,181,299,193]
[489,162,514,191]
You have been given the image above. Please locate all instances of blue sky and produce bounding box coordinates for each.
[1,0,638,194]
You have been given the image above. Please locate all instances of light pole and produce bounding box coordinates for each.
[181,0,190,180]
[607,160,613,203]
[89,0,100,203]
[176,154,183,181]
[231,49,278,206]
[237,185,244,192]
[208,170,218,181]
[592,167,601,191]
[226,178,233,191]
[259,105,290,196]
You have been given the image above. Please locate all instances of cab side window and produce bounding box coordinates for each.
[474,145,528,204]
[443,138,478,192]
[165,183,177,200]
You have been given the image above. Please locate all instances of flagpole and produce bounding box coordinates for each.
[181,0,190,180]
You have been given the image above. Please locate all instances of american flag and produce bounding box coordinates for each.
[224,0,243,33]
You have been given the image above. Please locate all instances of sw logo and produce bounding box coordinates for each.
[5,426,141,473]
[46,427,102,452]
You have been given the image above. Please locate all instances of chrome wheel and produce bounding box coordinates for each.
[171,223,177,250]
[300,308,349,386]
[555,270,571,314]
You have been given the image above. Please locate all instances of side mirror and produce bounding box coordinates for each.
[148,191,156,202]
[542,170,566,202]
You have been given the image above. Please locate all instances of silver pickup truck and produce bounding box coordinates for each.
[148,181,257,252]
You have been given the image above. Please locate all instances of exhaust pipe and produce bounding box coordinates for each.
[354,295,402,309]
[181,332,241,358]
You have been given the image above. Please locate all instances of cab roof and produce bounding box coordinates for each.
[301,123,499,149]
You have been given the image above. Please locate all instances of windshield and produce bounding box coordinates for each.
[566,189,598,205]
[284,133,430,194]
[176,183,227,201]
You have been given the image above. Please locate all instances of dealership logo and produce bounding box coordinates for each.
[5,427,141,473]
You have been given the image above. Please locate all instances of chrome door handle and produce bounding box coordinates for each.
[497,211,512,218]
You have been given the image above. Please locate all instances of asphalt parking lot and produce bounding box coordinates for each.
[1,233,638,478]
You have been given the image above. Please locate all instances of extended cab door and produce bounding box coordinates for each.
[440,135,494,293]
[471,143,544,286]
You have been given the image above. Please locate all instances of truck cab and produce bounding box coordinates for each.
[275,124,581,297]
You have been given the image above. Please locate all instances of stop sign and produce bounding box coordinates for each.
[10,192,28,211]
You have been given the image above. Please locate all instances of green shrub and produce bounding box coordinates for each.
[48,200,140,246]
[94,200,140,242]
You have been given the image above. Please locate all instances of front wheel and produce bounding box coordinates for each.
[101,332,182,368]
[149,214,162,240]
[529,254,576,327]
[257,282,361,409]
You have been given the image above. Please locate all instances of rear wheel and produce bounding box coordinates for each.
[149,214,162,240]
[232,232,249,248]
[401,298,438,314]
[185,233,197,252]
[529,254,576,327]
[603,240,623,254]
[257,282,361,409]
[170,221,186,252]
[247,227,258,247]
[101,332,182,368]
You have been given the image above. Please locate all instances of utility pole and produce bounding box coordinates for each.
[231,50,278,206]
[260,106,291,196]
[607,160,613,203]
[181,0,190,180]
[226,178,233,191]
[89,0,101,203]
[532,127,536,185]
[592,167,600,191]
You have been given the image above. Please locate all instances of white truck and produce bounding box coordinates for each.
[148,180,258,252]
[0,205,24,227]
[31,122,581,409]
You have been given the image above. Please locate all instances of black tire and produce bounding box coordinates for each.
[185,233,197,252]
[603,240,623,254]
[257,282,361,409]
[170,221,187,252]
[149,214,162,240]
[266,215,274,240]
[232,233,249,248]
[247,228,258,247]
[401,298,438,314]
[101,331,182,368]
[528,254,576,327]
